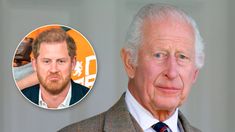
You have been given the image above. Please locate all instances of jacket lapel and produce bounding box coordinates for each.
[178,110,201,132]
[104,93,143,132]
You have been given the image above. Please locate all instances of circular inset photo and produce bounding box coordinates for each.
[12,24,97,110]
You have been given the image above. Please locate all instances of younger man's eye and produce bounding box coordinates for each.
[57,59,66,64]
[42,60,50,64]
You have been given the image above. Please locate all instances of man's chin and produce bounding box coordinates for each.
[44,83,65,95]
[152,97,180,111]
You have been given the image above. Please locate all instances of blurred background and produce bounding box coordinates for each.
[0,0,234,131]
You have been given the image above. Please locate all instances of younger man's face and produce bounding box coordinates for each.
[32,41,76,95]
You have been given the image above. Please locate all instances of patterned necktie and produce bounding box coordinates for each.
[152,122,172,132]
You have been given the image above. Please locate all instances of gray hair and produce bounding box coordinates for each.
[124,3,205,69]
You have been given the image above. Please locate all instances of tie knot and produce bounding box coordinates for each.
[152,122,172,132]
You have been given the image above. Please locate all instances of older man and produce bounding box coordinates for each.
[59,3,204,132]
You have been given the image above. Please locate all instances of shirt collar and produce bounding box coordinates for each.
[125,89,179,132]
[39,83,72,109]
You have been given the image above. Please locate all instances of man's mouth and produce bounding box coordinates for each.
[48,75,61,81]
[157,86,181,94]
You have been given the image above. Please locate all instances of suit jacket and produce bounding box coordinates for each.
[22,80,89,106]
[58,93,201,132]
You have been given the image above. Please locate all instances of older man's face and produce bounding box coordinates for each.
[124,17,199,113]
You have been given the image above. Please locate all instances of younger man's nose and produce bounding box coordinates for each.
[49,62,59,73]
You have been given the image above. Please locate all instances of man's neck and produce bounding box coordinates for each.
[125,89,179,131]
[151,110,174,121]
[40,82,71,108]
[128,86,175,121]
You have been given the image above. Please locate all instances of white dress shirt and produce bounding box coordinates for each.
[39,84,72,109]
[125,89,180,132]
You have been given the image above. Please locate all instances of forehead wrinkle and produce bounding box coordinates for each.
[144,26,194,47]
[143,17,195,44]
[148,37,193,48]
[144,39,195,58]
[40,57,68,60]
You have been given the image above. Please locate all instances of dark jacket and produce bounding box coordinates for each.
[22,80,89,106]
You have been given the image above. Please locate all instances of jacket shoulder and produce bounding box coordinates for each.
[58,112,105,132]
[178,110,201,132]
[191,126,202,132]
[70,81,90,105]
[21,84,39,105]
[72,81,90,94]
[59,93,139,132]
[21,84,39,94]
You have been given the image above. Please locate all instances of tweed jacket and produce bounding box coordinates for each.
[59,93,201,132]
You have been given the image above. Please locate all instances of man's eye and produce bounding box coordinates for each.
[43,60,50,63]
[58,60,66,64]
[154,52,167,59]
[177,53,190,63]
[179,54,186,59]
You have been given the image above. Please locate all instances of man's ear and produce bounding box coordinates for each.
[31,58,37,72]
[121,48,136,79]
[71,56,77,70]
[192,69,199,83]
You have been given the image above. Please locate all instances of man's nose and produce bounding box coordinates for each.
[164,57,179,79]
[49,62,59,73]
